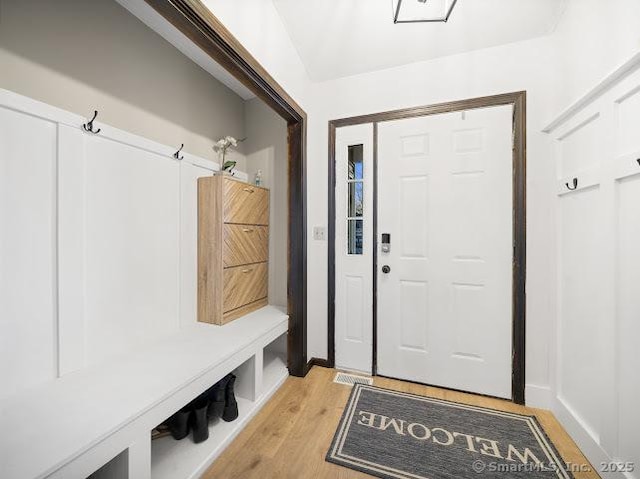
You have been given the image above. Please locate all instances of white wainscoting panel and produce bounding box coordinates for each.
[0,88,245,392]
[57,124,87,376]
[0,88,276,479]
[615,85,640,158]
[547,56,640,479]
[83,135,181,366]
[557,112,601,178]
[615,173,640,476]
[557,187,603,442]
[0,105,58,399]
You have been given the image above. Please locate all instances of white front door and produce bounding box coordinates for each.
[334,124,374,373]
[377,106,513,398]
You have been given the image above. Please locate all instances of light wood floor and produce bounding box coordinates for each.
[203,366,598,478]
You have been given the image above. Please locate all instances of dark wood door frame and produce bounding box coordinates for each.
[144,0,308,376]
[327,92,527,403]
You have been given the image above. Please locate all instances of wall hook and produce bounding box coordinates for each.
[173,143,184,160]
[565,178,578,191]
[82,110,101,134]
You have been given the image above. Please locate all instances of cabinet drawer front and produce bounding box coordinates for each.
[223,179,269,225]
[223,225,269,268]
[223,263,268,312]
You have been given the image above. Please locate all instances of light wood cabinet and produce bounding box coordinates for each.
[198,175,269,325]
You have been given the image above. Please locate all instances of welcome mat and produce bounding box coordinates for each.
[327,384,574,479]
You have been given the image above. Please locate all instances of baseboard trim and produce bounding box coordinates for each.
[552,395,618,479]
[525,384,552,409]
[307,357,332,371]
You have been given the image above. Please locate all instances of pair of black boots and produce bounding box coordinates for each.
[166,374,238,444]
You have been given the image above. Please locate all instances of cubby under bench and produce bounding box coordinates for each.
[1,306,289,479]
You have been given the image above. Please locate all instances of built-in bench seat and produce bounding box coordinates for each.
[1,306,289,479]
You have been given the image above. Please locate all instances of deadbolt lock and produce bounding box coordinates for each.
[381,233,391,253]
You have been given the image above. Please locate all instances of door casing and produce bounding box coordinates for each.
[327,92,527,404]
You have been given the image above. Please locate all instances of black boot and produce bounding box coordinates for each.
[222,374,239,422]
[166,406,190,440]
[207,377,228,420]
[190,393,210,443]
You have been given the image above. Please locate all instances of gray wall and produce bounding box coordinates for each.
[243,98,288,308]
[0,0,245,162]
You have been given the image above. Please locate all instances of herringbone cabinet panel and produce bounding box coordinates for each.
[198,175,270,325]
[223,225,269,267]
[223,178,269,225]
[223,263,268,313]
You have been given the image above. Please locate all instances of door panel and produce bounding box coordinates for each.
[399,280,429,351]
[399,176,430,257]
[334,124,374,373]
[345,276,365,341]
[377,106,513,399]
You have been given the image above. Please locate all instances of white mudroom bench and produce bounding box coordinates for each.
[0,306,289,479]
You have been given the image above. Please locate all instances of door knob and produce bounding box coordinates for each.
[382,265,391,274]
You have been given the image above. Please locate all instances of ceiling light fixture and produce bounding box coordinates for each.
[392,0,459,24]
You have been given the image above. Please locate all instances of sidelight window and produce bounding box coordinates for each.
[347,144,364,255]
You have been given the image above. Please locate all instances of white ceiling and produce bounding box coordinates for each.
[272,0,567,81]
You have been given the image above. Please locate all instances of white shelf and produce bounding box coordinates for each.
[151,368,288,479]
[151,398,254,479]
[263,349,288,393]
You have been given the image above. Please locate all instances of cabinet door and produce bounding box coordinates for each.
[223,178,269,225]
[223,225,269,267]
[223,263,268,312]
